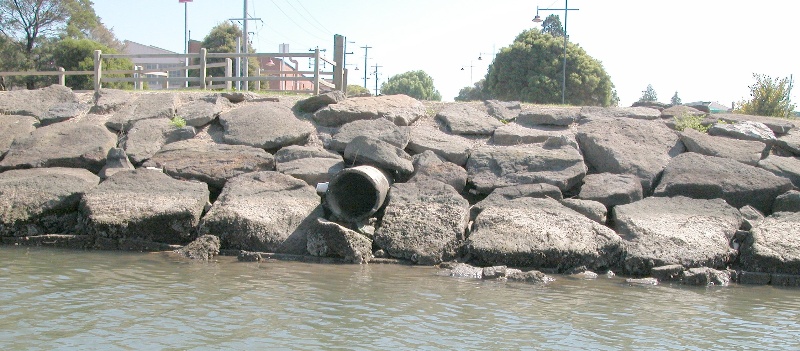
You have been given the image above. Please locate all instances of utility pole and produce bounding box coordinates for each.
[228,0,260,91]
[360,45,372,89]
[180,0,192,88]
[371,63,382,96]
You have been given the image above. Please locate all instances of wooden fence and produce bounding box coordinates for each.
[0,48,339,95]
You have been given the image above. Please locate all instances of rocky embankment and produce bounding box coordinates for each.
[2,85,800,287]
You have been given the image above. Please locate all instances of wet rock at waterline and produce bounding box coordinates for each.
[175,234,220,261]
[738,211,800,275]
[307,218,372,264]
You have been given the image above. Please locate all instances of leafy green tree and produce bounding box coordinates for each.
[541,14,564,37]
[198,22,258,82]
[670,91,681,105]
[347,84,370,96]
[380,70,441,101]
[485,28,615,106]
[455,79,491,101]
[735,73,796,118]
[52,38,132,90]
[639,84,657,102]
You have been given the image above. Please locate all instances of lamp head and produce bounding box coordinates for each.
[533,14,543,23]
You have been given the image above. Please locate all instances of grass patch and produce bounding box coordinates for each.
[674,113,708,133]
[170,116,187,128]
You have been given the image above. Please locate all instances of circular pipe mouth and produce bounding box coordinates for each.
[326,166,391,222]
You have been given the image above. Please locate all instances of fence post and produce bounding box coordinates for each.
[225,58,232,90]
[313,48,320,95]
[333,34,345,91]
[255,68,261,91]
[57,67,65,86]
[200,48,207,90]
[93,50,102,93]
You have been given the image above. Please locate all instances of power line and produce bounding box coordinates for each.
[268,0,329,42]
[282,0,332,38]
[294,0,333,35]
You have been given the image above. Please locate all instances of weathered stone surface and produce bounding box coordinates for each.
[660,105,705,119]
[0,122,116,174]
[0,115,37,156]
[435,104,503,135]
[650,264,684,282]
[681,267,730,286]
[739,205,764,231]
[312,94,426,127]
[470,183,563,219]
[40,102,87,126]
[708,121,776,142]
[468,197,622,272]
[175,235,220,261]
[409,150,467,192]
[507,269,555,284]
[80,168,209,244]
[275,145,343,186]
[122,118,196,165]
[344,136,413,174]
[178,95,224,127]
[713,113,795,135]
[613,196,742,276]
[758,155,800,188]
[484,100,521,122]
[632,101,668,110]
[580,106,661,121]
[517,106,582,126]
[98,148,135,180]
[739,212,800,275]
[296,90,346,113]
[374,180,470,265]
[407,125,472,166]
[773,190,800,213]
[307,218,372,263]
[775,128,800,156]
[654,153,794,213]
[92,89,132,114]
[578,173,643,207]
[105,92,179,131]
[466,144,586,194]
[148,139,275,192]
[491,123,575,146]
[560,198,607,224]
[680,128,768,166]
[0,85,77,118]
[329,118,410,152]
[198,171,321,254]
[576,117,684,193]
[219,102,313,150]
[0,167,99,236]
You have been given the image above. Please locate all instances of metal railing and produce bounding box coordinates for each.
[0,48,337,95]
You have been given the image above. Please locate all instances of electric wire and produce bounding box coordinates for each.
[268,0,329,42]
[294,0,333,35]
[282,0,332,38]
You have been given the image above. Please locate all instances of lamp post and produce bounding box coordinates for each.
[461,61,475,84]
[533,0,579,105]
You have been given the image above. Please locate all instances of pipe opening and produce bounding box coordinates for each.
[326,166,391,222]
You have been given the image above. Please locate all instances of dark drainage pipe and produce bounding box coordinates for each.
[326,166,391,222]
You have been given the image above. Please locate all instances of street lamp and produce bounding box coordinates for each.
[461,61,475,84]
[533,0,579,104]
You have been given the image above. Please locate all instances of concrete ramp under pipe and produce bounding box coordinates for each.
[326,166,391,222]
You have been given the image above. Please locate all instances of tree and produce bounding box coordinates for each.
[670,91,681,105]
[455,79,491,101]
[485,28,615,106]
[541,14,564,37]
[347,84,370,97]
[639,84,657,103]
[380,70,442,101]
[735,73,796,118]
[52,38,132,90]
[199,22,259,82]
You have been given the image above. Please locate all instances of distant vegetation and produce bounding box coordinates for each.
[380,70,441,101]
[734,73,796,118]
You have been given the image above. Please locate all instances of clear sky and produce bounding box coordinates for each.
[93,0,798,106]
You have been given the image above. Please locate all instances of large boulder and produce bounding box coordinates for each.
[739,212,800,275]
[409,150,467,192]
[660,105,705,119]
[344,136,413,174]
[0,85,77,118]
[435,103,503,135]
[0,122,117,174]
[121,118,196,165]
[40,102,87,126]
[680,128,768,166]
[491,123,575,146]
[105,92,179,132]
[713,113,795,135]
[613,196,742,275]
[0,115,38,156]
[517,106,582,126]
[328,118,410,153]
[197,171,322,254]
[80,169,209,244]
[92,89,134,114]
[312,94,426,127]
[466,144,586,194]
[467,197,622,272]
[275,145,344,186]
[407,125,472,166]
[773,190,800,213]
[306,218,372,263]
[147,139,275,193]
[560,198,607,224]
[484,100,521,122]
[708,121,776,142]
[0,167,99,236]
[578,173,643,208]
[470,183,563,219]
[98,148,135,180]
[374,180,470,265]
[775,128,800,156]
[219,102,313,150]
[177,94,225,127]
[580,106,661,121]
[654,153,794,213]
[576,117,684,193]
[758,155,800,188]
[295,90,346,113]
